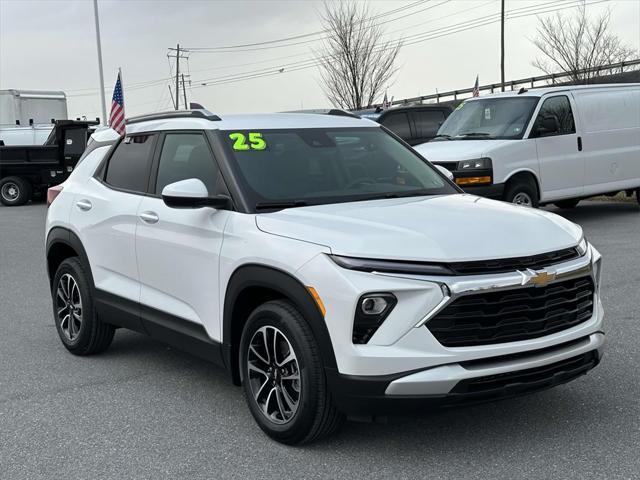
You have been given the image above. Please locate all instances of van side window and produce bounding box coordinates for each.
[534,96,576,136]
[104,134,156,193]
[155,133,219,195]
[381,112,411,141]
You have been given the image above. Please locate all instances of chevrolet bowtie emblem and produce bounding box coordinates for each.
[519,269,557,287]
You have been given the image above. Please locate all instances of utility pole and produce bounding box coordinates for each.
[92,0,107,124]
[168,85,176,110]
[500,0,505,92]
[175,44,180,110]
[167,45,189,110]
[182,74,188,110]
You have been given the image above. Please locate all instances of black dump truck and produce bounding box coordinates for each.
[0,120,97,206]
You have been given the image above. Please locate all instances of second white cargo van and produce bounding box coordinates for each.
[414,84,640,208]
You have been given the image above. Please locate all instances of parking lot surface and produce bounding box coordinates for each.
[1,201,639,480]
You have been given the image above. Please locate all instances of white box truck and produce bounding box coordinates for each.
[414,84,640,208]
[0,90,68,146]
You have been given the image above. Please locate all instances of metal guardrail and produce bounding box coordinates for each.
[387,59,640,106]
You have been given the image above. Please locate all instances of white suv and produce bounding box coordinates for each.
[45,110,604,444]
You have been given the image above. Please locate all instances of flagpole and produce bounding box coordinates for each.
[93,0,107,125]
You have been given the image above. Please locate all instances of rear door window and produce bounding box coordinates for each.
[380,112,412,141]
[104,134,156,193]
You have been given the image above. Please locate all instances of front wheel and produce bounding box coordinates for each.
[0,176,32,206]
[503,178,539,208]
[240,300,343,444]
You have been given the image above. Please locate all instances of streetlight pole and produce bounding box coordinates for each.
[500,0,505,92]
[92,0,108,124]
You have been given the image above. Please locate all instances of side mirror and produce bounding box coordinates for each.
[535,115,560,136]
[435,164,454,181]
[161,178,229,209]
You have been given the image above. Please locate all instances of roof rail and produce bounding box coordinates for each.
[283,108,361,119]
[126,109,221,125]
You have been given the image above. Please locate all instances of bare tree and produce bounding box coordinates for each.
[315,1,402,110]
[532,5,638,83]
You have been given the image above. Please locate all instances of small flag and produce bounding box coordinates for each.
[109,71,126,136]
[383,92,392,109]
[472,75,480,97]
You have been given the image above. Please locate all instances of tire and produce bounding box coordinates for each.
[240,300,344,444]
[503,177,539,208]
[554,199,580,209]
[0,176,32,206]
[637,189,640,206]
[52,257,115,355]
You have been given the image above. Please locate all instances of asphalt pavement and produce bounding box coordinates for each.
[1,200,639,480]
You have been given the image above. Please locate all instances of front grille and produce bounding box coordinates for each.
[448,247,580,275]
[436,161,459,171]
[451,351,599,396]
[427,276,595,347]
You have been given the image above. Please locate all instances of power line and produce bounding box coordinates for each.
[188,0,607,89]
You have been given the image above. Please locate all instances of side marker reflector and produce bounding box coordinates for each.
[306,286,326,317]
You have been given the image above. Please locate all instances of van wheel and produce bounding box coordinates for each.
[503,177,539,208]
[240,300,344,444]
[52,257,115,355]
[554,199,580,209]
[0,176,32,206]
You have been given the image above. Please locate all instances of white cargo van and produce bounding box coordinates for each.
[414,84,640,208]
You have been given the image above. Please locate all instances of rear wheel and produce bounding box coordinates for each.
[554,199,580,209]
[503,177,539,208]
[52,257,115,355]
[240,300,343,444]
[0,176,32,206]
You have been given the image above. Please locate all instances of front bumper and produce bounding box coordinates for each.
[297,244,604,413]
[327,332,603,414]
[459,182,505,199]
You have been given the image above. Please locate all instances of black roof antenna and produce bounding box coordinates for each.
[518,87,528,94]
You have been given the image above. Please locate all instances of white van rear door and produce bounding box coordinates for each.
[532,94,584,201]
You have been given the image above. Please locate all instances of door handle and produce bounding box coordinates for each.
[76,199,92,211]
[577,136,583,151]
[139,211,159,224]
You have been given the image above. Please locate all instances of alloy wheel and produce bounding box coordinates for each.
[247,325,301,424]
[56,273,83,341]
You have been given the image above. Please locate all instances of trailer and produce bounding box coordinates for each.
[0,120,98,206]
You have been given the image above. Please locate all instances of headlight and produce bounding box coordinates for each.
[577,236,588,256]
[458,157,492,170]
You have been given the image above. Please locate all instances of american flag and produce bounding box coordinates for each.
[109,71,126,136]
[382,92,392,109]
[472,75,480,97]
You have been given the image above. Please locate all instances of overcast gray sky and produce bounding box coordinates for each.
[1,0,638,120]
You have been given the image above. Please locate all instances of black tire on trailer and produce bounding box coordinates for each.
[0,176,32,206]
[503,175,540,208]
[52,257,115,355]
[554,199,580,209]
[240,300,344,445]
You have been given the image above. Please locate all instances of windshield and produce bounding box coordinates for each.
[435,97,539,140]
[221,127,456,210]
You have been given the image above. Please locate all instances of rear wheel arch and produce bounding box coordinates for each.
[46,228,94,289]
[223,264,337,386]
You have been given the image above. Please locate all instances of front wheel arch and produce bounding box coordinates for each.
[222,264,337,386]
[503,171,541,207]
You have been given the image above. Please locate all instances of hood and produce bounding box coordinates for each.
[414,139,512,164]
[256,195,582,263]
